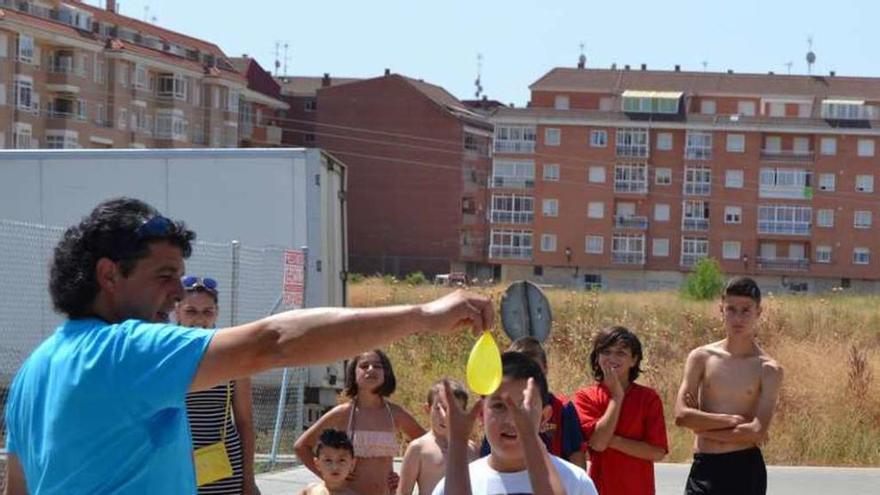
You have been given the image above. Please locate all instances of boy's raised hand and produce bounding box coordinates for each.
[599,357,625,400]
[503,377,544,437]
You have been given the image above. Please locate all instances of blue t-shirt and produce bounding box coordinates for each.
[4,318,216,494]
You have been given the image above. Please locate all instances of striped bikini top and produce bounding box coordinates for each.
[346,398,399,458]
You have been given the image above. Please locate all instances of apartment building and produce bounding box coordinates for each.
[229,56,287,147]
[309,71,494,277]
[0,0,281,149]
[489,65,880,292]
[276,73,361,147]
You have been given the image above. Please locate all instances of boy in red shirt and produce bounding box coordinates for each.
[574,326,668,494]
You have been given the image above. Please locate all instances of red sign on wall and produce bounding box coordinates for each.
[283,249,305,308]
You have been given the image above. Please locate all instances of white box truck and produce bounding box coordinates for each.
[0,148,348,426]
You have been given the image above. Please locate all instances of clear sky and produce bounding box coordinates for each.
[85,0,878,105]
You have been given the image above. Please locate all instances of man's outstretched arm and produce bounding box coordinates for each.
[191,290,492,391]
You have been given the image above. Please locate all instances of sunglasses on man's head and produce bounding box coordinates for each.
[181,276,218,294]
[135,215,175,239]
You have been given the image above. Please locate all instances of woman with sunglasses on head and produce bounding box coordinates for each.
[178,276,261,495]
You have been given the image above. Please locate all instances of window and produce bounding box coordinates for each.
[758,205,812,235]
[611,234,645,264]
[542,199,559,217]
[759,168,812,198]
[726,134,745,153]
[13,123,32,149]
[533,266,543,276]
[685,131,712,159]
[819,173,836,191]
[590,130,607,148]
[815,246,832,264]
[492,159,535,188]
[725,206,742,224]
[614,163,648,193]
[0,33,7,58]
[723,241,741,260]
[588,166,606,183]
[554,95,570,110]
[765,136,782,152]
[155,109,189,141]
[615,128,649,157]
[134,65,148,89]
[157,73,187,100]
[622,92,679,113]
[588,202,604,219]
[543,164,560,181]
[490,229,533,260]
[793,137,810,154]
[599,97,614,111]
[656,132,673,151]
[853,248,870,265]
[95,57,105,84]
[540,234,557,252]
[95,104,106,126]
[684,166,712,195]
[17,35,34,63]
[701,100,716,115]
[725,170,744,188]
[212,87,221,109]
[491,194,534,224]
[544,128,561,146]
[14,78,32,110]
[858,139,875,157]
[856,175,874,193]
[655,168,672,185]
[681,237,709,266]
[652,238,669,257]
[118,108,128,130]
[682,200,710,231]
[227,89,241,113]
[494,125,537,153]
[585,235,604,254]
[854,211,872,229]
[738,100,756,116]
[768,102,786,117]
[45,130,78,149]
[304,98,317,112]
[816,209,834,228]
[654,203,670,222]
[0,83,5,106]
[820,137,837,155]
[798,103,812,118]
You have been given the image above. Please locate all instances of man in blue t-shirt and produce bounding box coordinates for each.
[4,197,494,494]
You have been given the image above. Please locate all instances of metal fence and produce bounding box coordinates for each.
[0,218,306,468]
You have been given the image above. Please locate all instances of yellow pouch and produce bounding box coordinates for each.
[194,440,233,486]
[194,382,233,486]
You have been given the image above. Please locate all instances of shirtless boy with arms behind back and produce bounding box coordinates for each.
[674,277,784,495]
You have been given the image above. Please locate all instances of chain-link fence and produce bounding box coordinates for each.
[0,219,308,470]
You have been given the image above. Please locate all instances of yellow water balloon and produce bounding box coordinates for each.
[466,331,503,395]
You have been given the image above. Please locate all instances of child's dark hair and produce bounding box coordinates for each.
[507,336,547,371]
[589,326,644,383]
[343,349,396,398]
[427,379,469,408]
[501,351,551,406]
[315,429,354,457]
[723,276,762,305]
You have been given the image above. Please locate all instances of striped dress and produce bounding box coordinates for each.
[186,382,245,495]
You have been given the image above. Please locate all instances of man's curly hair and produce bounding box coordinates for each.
[49,198,195,318]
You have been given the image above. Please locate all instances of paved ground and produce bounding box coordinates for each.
[257,461,880,494]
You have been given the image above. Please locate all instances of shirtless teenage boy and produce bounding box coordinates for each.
[674,277,784,495]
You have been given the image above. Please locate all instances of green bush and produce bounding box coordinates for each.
[404,271,428,285]
[683,258,725,300]
[348,273,365,283]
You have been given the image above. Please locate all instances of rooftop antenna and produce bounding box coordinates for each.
[701,60,708,72]
[143,5,149,22]
[577,42,586,69]
[274,41,281,77]
[784,61,793,75]
[474,53,484,98]
[283,43,290,76]
[806,36,816,75]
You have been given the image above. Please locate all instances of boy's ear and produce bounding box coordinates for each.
[424,403,432,415]
[540,404,553,425]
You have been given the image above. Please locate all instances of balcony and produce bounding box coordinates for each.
[683,183,711,196]
[611,252,646,265]
[494,141,535,154]
[756,257,810,271]
[757,222,810,236]
[680,254,708,267]
[489,246,532,260]
[613,180,648,194]
[685,147,712,160]
[682,218,710,232]
[615,145,649,158]
[490,211,534,225]
[759,185,812,200]
[613,215,648,230]
[490,176,535,189]
[760,149,815,163]
[46,109,86,122]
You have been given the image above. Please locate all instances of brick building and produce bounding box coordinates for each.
[229,56,287,147]
[0,0,283,149]
[302,71,494,277]
[489,65,880,292]
[276,73,361,147]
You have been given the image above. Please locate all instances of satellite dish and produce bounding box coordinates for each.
[806,51,816,64]
[499,281,553,343]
